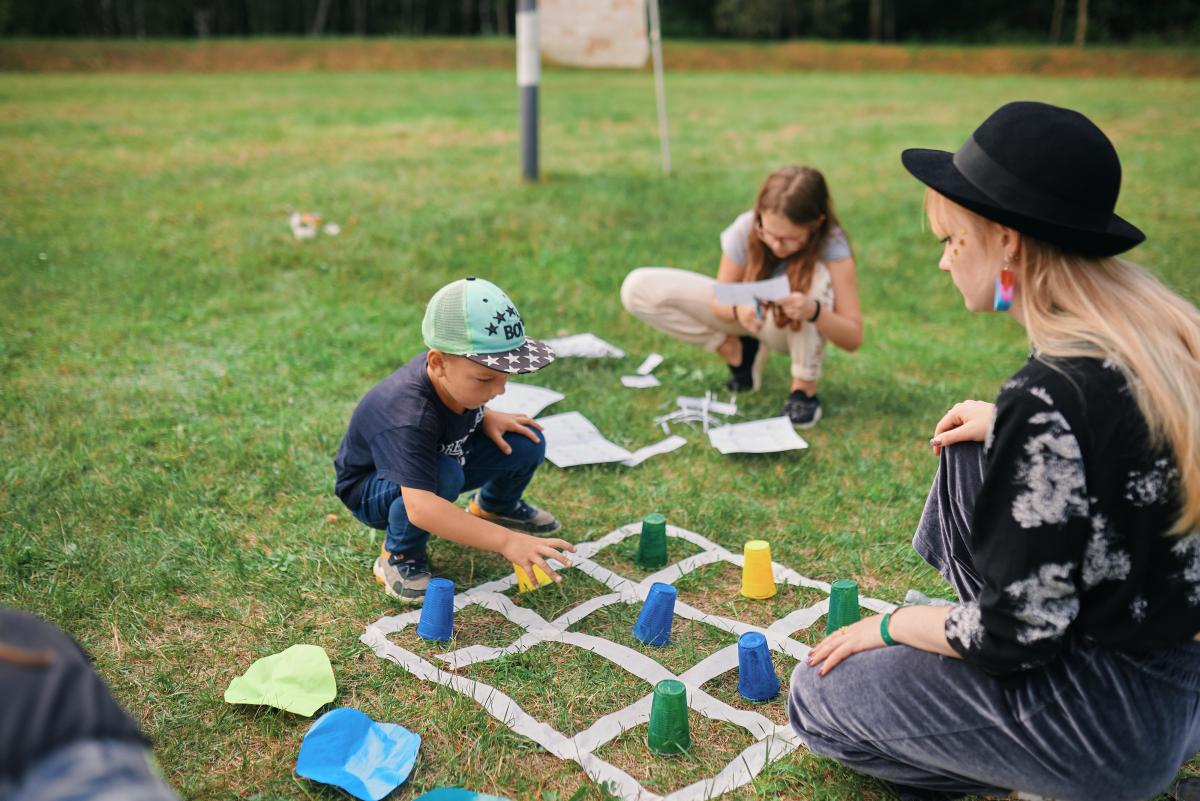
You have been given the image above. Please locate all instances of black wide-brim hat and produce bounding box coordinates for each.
[902,101,1144,257]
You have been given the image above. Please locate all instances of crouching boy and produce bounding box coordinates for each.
[334,277,574,602]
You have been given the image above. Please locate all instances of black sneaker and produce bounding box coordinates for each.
[782,390,822,428]
[723,336,763,393]
[373,552,432,603]
[467,494,561,534]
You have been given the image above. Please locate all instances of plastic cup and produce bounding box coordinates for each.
[740,540,777,599]
[632,582,677,646]
[825,578,860,635]
[416,578,455,642]
[636,513,668,569]
[647,679,691,755]
[513,563,553,593]
[736,631,781,701]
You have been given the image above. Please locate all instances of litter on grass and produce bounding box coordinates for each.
[485,382,565,418]
[707,417,808,455]
[224,644,336,716]
[295,708,420,801]
[542,333,625,359]
[537,411,684,468]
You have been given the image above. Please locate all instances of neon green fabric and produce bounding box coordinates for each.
[224,644,336,716]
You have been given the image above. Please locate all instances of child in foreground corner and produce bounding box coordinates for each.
[333,276,575,602]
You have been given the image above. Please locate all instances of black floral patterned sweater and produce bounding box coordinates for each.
[944,355,1200,676]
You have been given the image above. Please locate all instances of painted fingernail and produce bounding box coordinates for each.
[930,438,941,446]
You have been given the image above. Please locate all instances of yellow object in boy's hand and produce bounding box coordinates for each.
[514,563,555,592]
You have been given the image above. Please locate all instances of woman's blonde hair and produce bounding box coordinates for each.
[928,189,1200,534]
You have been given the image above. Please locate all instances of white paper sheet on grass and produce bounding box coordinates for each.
[485,382,564,418]
[711,275,790,307]
[708,416,809,454]
[636,352,664,375]
[360,521,899,801]
[620,374,660,389]
[538,411,684,468]
[543,333,625,359]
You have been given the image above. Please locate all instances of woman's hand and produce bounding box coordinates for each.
[482,410,542,455]
[500,531,575,584]
[806,616,888,675]
[734,304,764,334]
[931,400,995,456]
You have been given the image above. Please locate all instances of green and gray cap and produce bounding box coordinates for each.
[422,277,555,375]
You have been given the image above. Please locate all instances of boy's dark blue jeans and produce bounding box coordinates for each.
[351,429,546,561]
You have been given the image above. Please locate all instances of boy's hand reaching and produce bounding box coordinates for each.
[482,410,542,455]
[502,532,576,584]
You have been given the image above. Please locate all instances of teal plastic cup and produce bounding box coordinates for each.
[825,578,861,635]
[647,679,691,755]
[636,513,668,569]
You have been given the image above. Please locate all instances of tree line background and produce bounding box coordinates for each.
[1,0,1197,45]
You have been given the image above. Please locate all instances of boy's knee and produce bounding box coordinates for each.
[504,430,546,466]
[435,455,466,500]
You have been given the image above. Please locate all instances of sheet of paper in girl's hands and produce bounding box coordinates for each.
[707,416,809,455]
[542,333,626,359]
[485,383,565,418]
[620,374,660,389]
[711,275,791,306]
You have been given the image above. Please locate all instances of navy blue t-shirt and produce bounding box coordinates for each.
[334,353,484,511]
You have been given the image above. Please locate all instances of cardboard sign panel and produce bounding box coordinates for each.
[540,0,648,68]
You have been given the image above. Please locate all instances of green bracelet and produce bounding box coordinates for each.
[880,612,898,646]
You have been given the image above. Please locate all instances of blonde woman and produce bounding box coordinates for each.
[789,102,1200,801]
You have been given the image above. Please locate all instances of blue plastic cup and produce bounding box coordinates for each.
[632,582,677,647]
[736,631,780,701]
[416,578,455,642]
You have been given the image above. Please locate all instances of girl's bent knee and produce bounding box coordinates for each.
[620,268,664,315]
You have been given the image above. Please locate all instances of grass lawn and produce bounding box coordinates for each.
[1,63,1198,800]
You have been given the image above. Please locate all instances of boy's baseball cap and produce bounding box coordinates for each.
[422,277,556,374]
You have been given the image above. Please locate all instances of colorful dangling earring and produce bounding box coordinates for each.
[993,259,1014,312]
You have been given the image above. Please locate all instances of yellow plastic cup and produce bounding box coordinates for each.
[740,540,777,599]
[514,563,554,593]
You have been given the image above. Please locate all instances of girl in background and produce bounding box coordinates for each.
[621,165,863,427]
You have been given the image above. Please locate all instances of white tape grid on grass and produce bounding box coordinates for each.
[360,524,897,801]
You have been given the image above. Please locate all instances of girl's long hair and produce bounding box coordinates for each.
[929,190,1200,533]
[745,166,842,294]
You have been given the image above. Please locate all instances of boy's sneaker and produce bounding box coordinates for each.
[723,336,765,393]
[467,494,561,534]
[783,390,822,428]
[373,553,431,603]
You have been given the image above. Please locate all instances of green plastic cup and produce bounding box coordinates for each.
[825,578,861,635]
[647,679,691,755]
[636,513,668,569]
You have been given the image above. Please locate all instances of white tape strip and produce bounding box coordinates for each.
[362,522,896,801]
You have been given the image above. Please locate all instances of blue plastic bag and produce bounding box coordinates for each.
[295,708,421,801]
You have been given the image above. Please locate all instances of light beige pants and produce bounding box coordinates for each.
[620,265,834,381]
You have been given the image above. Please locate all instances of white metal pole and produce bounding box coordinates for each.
[516,0,539,181]
[647,0,670,176]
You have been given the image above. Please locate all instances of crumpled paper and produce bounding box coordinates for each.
[223,644,336,716]
[295,708,421,801]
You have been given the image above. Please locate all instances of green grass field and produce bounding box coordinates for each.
[1,64,1198,800]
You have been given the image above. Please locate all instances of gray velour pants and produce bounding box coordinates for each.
[788,442,1200,801]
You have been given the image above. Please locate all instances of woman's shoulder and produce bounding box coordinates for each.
[823,225,852,262]
[994,355,1134,438]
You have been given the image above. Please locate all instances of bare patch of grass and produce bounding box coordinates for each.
[595,711,759,796]
[466,641,651,736]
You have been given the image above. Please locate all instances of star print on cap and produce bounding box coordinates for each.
[421,277,556,375]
